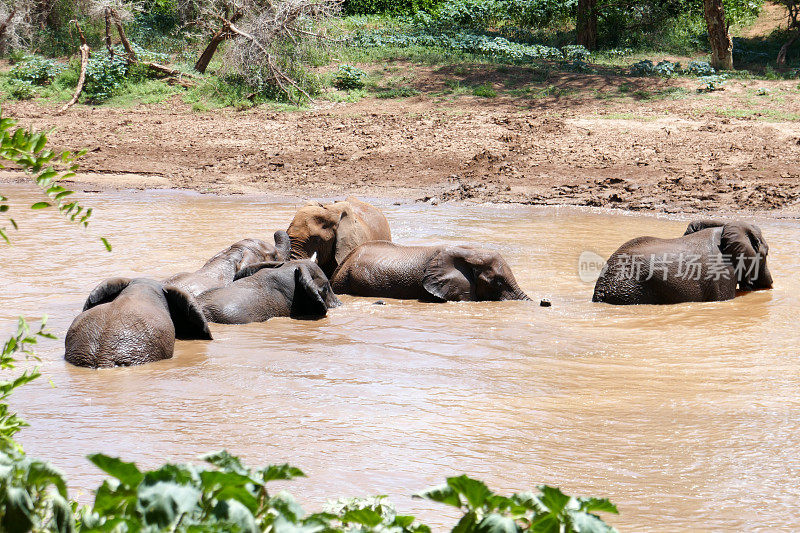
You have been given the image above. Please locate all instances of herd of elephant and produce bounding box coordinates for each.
[64,197,773,369]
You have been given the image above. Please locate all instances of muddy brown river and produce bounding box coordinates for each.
[1,184,799,531]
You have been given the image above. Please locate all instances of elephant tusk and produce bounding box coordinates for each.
[310,252,318,263]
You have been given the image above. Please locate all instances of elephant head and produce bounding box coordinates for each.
[422,246,532,302]
[65,278,212,368]
[291,261,342,317]
[286,198,392,276]
[684,220,773,291]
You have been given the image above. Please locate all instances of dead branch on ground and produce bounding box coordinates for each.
[57,21,90,115]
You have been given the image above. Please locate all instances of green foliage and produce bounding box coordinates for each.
[9,56,65,86]
[84,52,130,103]
[334,64,368,89]
[7,80,37,100]
[685,60,715,76]
[697,74,728,92]
[415,474,618,533]
[473,83,498,97]
[629,59,655,76]
[0,111,97,245]
[376,86,420,98]
[346,0,444,15]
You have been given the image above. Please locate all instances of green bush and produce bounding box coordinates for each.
[334,64,367,89]
[8,79,37,100]
[473,83,497,97]
[685,60,715,75]
[9,56,64,86]
[84,53,129,103]
[345,0,443,15]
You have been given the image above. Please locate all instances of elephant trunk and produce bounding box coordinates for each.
[289,241,309,260]
[504,281,532,301]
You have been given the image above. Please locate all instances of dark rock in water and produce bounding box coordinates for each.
[373,300,386,305]
[539,299,552,307]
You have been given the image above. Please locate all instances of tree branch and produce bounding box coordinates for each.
[57,21,89,115]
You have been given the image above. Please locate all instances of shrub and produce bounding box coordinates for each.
[345,0,443,15]
[561,44,591,61]
[654,60,678,76]
[9,55,64,86]
[8,79,37,100]
[334,64,367,89]
[697,74,727,92]
[685,60,715,75]
[84,52,130,103]
[630,59,655,76]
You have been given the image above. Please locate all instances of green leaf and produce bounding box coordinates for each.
[451,510,477,533]
[537,486,571,515]
[415,483,462,508]
[50,493,77,533]
[30,201,51,209]
[394,514,417,528]
[9,218,17,230]
[567,509,618,533]
[87,454,144,487]
[577,498,618,515]
[2,486,35,533]
[341,507,384,527]
[447,475,492,509]
[0,205,8,212]
[475,513,519,533]
[202,450,247,474]
[259,463,306,482]
[213,499,259,533]
[137,481,201,528]
[101,237,112,251]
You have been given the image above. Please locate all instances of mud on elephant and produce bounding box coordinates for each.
[331,241,531,302]
[286,197,392,277]
[592,219,773,305]
[65,278,212,368]
[197,260,341,324]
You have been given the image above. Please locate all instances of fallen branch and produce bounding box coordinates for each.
[195,12,242,73]
[104,7,114,57]
[58,21,89,115]
[777,25,800,66]
[110,8,136,61]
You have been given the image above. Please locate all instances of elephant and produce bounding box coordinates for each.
[65,278,212,368]
[330,241,532,302]
[592,219,773,305]
[286,197,392,277]
[196,260,342,324]
[165,232,291,297]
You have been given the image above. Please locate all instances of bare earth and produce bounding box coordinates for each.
[3,71,800,215]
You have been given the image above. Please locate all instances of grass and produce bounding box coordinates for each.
[715,107,800,121]
[472,84,497,97]
[105,79,182,107]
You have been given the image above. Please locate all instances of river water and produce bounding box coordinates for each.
[1,183,799,531]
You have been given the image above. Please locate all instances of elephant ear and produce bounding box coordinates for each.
[684,219,727,236]
[273,230,291,261]
[234,261,286,280]
[163,286,213,340]
[720,223,764,288]
[292,264,330,317]
[83,277,132,311]
[422,247,476,302]
[333,206,369,268]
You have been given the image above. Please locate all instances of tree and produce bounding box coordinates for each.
[776,0,799,66]
[576,0,597,51]
[703,0,734,70]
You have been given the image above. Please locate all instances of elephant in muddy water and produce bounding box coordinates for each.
[197,260,342,324]
[165,232,291,297]
[65,278,212,368]
[330,241,532,302]
[592,219,773,305]
[286,197,392,277]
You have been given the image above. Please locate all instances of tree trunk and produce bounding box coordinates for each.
[195,28,228,73]
[576,0,598,51]
[703,0,733,70]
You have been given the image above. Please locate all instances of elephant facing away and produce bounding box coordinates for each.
[287,197,392,277]
[331,241,532,302]
[65,278,212,368]
[592,220,773,305]
[197,260,342,324]
[165,232,291,297]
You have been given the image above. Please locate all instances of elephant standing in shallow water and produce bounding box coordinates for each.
[65,278,212,368]
[592,220,773,305]
[286,197,392,277]
[331,241,531,302]
[165,232,290,297]
[197,260,341,324]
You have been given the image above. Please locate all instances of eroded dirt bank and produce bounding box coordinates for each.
[4,79,800,215]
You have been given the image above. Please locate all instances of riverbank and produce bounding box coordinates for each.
[3,75,800,216]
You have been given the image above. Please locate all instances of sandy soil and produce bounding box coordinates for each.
[3,71,800,216]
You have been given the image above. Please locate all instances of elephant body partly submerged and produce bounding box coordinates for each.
[331,241,531,302]
[165,232,290,297]
[593,220,773,305]
[65,278,212,368]
[287,197,392,277]
[197,260,341,324]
